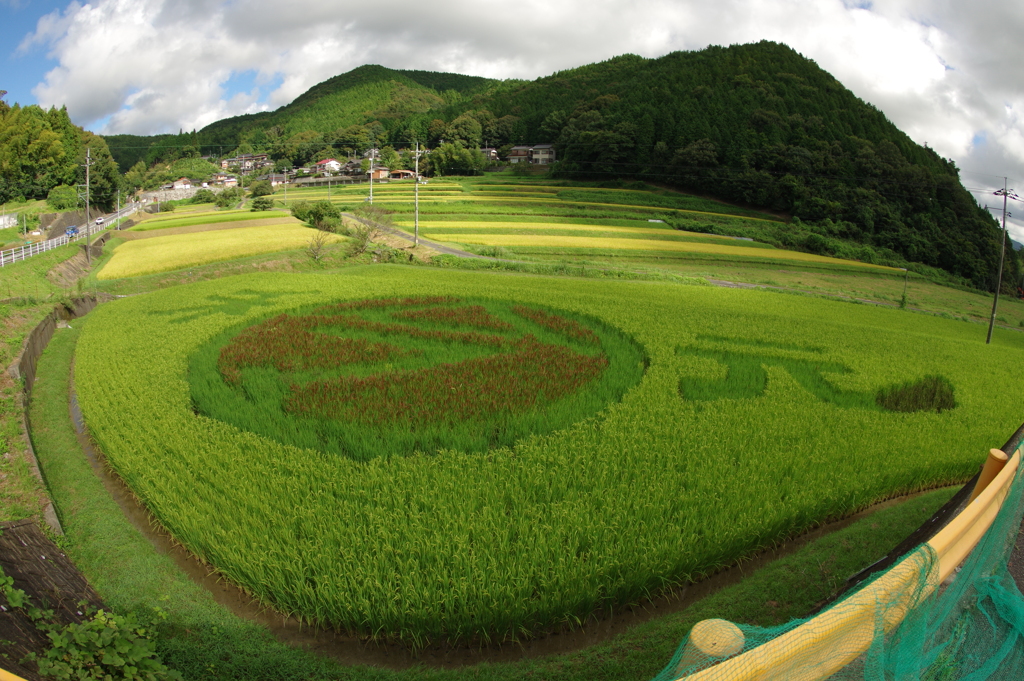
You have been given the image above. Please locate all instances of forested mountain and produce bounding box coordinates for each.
[0,91,120,211]
[99,42,1016,289]
[106,66,497,172]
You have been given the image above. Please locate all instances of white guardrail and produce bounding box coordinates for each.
[0,204,142,268]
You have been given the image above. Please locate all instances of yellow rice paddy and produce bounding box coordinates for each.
[98,222,341,279]
[425,233,898,269]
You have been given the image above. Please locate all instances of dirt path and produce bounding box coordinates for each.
[345,213,488,259]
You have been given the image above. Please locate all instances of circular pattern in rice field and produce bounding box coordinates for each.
[73,268,1024,646]
[189,296,646,461]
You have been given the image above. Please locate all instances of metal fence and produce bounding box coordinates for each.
[0,204,141,268]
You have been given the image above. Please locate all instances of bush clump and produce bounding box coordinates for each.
[292,200,340,231]
[250,196,275,211]
[190,188,216,204]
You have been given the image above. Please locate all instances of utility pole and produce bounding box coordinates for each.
[84,147,92,265]
[987,179,1021,344]
[414,140,420,246]
[369,147,375,205]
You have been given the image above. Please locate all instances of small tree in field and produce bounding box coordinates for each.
[306,229,331,264]
[250,196,275,211]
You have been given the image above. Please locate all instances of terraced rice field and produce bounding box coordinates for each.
[280,178,893,272]
[129,209,291,231]
[75,267,1024,646]
[98,219,333,279]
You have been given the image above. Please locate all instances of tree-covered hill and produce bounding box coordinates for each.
[0,91,120,211]
[431,42,1011,289]
[108,66,497,171]
[99,43,1017,289]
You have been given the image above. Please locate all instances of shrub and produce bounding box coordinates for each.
[308,200,341,232]
[215,187,245,209]
[191,188,216,204]
[250,196,275,211]
[290,200,312,223]
[46,184,78,210]
[249,180,274,197]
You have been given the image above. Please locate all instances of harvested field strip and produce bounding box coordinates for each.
[97,222,340,279]
[130,210,289,231]
[395,215,667,227]
[417,227,775,248]
[426,233,891,268]
[399,222,770,246]
[138,208,250,224]
[396,221,680,235]
[368,196,780,221]
[117,217,300,240]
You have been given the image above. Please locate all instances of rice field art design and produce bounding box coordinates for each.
[75,269,1024,646]
[190,295,645,460]
[677,337,957,413]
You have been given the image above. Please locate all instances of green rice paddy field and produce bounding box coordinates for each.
[74,266,1024,647]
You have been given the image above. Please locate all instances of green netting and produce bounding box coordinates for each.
[652,456,1024,681]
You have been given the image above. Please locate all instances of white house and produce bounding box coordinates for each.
[172,177,192,190]
[315,158,342,174]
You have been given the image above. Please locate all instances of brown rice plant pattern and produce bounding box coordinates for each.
[191,296,644,460]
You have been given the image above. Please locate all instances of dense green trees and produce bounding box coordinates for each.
[427,142,487,176]
[0,98,120,210]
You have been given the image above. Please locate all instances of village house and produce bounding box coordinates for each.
[315,158,342,174]
[481,148,499,162]
[369,167,390,181]
[221,154,270,172]
[172,177,192,190]
[530,144,556,164]
[507,146,531,163]
[506,144,557,164]
[390,169,416,180]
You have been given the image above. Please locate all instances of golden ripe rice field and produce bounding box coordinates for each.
[98,221,336,279]
[425,232,897,269]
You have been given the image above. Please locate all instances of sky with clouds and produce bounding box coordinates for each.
[2,0,1023,234]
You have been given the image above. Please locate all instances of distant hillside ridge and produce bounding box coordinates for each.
[101,42,1019,289]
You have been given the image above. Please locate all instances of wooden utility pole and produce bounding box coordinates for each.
[414,140,420,246]
[369,148,375,205]
[987,179,1018,344]
[84,147,92,265]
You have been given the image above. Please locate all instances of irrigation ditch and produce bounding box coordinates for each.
[1,285,987,671]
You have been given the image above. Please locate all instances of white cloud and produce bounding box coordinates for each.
[20,0,1024,212]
